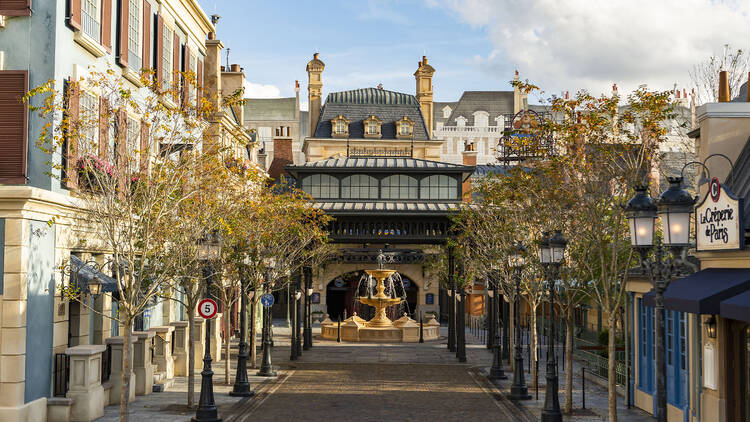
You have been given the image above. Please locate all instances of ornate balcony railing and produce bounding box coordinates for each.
[329,217,450,243]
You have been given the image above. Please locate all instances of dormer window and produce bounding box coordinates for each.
[331,115,350,138]
[395,116,414,139]
[363,115,382,139]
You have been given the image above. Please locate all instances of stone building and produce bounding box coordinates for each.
[0,2,250,421]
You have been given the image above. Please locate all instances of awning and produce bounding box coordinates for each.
[69,255,119,293]
[720,289,750,323]
[642,268,750,314]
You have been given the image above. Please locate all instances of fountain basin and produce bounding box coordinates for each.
[320,313,440,342]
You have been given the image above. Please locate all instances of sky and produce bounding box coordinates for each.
[198,0,750,110]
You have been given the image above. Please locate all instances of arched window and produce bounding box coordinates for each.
[473,110,489,127]
[301,174,339,198]
[341,174,378,199]
[420,175,457,200]
[382,175,418,199]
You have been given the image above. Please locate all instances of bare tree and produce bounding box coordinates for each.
[689,44,750,104]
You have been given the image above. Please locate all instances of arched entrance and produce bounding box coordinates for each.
[325,271,420,321]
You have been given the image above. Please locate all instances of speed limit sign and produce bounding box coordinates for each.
[198,298,218,319]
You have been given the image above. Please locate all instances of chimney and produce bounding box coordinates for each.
[306,53,325,137]
[461,144,477,203]
[690,88,696,129]
[414,55,435,138]
[294,80,300,123]
[719,70,730,102]
[221,63,245,123]
[513,70,525,114]
[612,83,618,96]
[564,91,569,100]
[268,126,294,181]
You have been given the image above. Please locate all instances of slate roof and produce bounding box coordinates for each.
[313,88,430,140]
[286,157,471,171]
[434,101,458,126]
[732,81,748,102]
[244,97,297,121]
[445,91,515,126]
[314,201,460,215]
[726,136,750,224]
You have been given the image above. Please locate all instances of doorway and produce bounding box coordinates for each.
[726,320,750,422]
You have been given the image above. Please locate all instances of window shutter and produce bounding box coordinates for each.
[98,96,109,160]
[141,1,151,71]
[67,0,82,30]
[182,44,190,107]
[0,0,32,16]
[156,15,164,88]
[101,0,112,52]
[0,71,29,184]
[196,59,203,111]
[63,78,80,189]
[116,0,129,67]
[172,32,179,99]
[139,120,149,175]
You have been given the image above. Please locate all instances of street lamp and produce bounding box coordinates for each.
[508,241,531,400]
[257,257,277,377]
[540,230,566,422]
[230,255,254,397]
[193,231,222,422]
[290,274,301,361]
[625,178,696,422]
[489,269,507,380]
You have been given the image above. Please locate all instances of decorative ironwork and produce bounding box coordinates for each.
[328,216,450,243]
[101,344,112,383]
[332,248,427,264]
[497,110,555,164]
[347,146,413,158]
[53,353,70,397]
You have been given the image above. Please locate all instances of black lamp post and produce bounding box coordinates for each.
[193,231,223,422]
[508,241,531,400]
[457,285,467,362]
[290,275,302,361]
[230,257,254,397]
[489,270,507,380]
[303,266,313,350]
[447,247,456,353]
[257,258,277,377]
[625,179,695,422]
[540,231,566,422]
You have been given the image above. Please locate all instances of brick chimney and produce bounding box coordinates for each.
[204,35,224,114]
[268,126,293,181]
[221,63,245,123]
[719,70,730,102]
[461,144,477,203]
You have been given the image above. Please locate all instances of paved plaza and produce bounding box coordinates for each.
[98,322,652,421]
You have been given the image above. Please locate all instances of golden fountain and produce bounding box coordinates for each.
[358,268,403,328]
[319,250,440,342]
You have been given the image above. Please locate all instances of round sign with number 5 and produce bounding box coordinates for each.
[198,298,218,319]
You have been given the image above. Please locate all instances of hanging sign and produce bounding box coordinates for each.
[695,177,744,251]
[198,299,218,319]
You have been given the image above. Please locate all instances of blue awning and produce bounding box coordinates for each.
[720,289,750,323]
[642,268,750,314]
[69,255,119,293]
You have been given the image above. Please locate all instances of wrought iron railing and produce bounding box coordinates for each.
[347,146,413,158]
[328,218,450,242]
[574,347,628,386]
[53,353,70,397]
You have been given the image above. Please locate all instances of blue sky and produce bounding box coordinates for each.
[199,0,750,108]
[198,0,515,107]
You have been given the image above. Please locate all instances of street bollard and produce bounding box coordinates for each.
[419,317,424,343]
[337,316,341,343]
[582,366,586,408]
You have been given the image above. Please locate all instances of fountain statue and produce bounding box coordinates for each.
[319,250,440,342]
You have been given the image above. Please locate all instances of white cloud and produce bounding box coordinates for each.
[426,0,750,96]
[243,79,281,98]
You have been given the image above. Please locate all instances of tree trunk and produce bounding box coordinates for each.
[565,307,574,414]
[250,298,258,368]
[608,314,618,422]
[509,297,515,371]
[119,319,133,422]
[225,299,232,385]
[187,307,196,408]
[531,307,538,389]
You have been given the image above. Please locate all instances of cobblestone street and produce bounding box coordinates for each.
[97,322,653,421]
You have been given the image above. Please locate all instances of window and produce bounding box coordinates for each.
[362,115,382,138]
[127,0,141,71]
[335,121,347,134]
[367,122,378,135]
[341,175,377,199]
[679,312,686,370]
[666,310,674,366]
[420,175,457,200]
[442,106,451,118]
[301,174,339,199]
[162,26,173,87]
[399,124,411,136]
[474,111,489,127]
[382,175,417,200]
[82,0,100,42]
[126,117,140,171]
[189,53,197,103]
[80,91,99,149]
